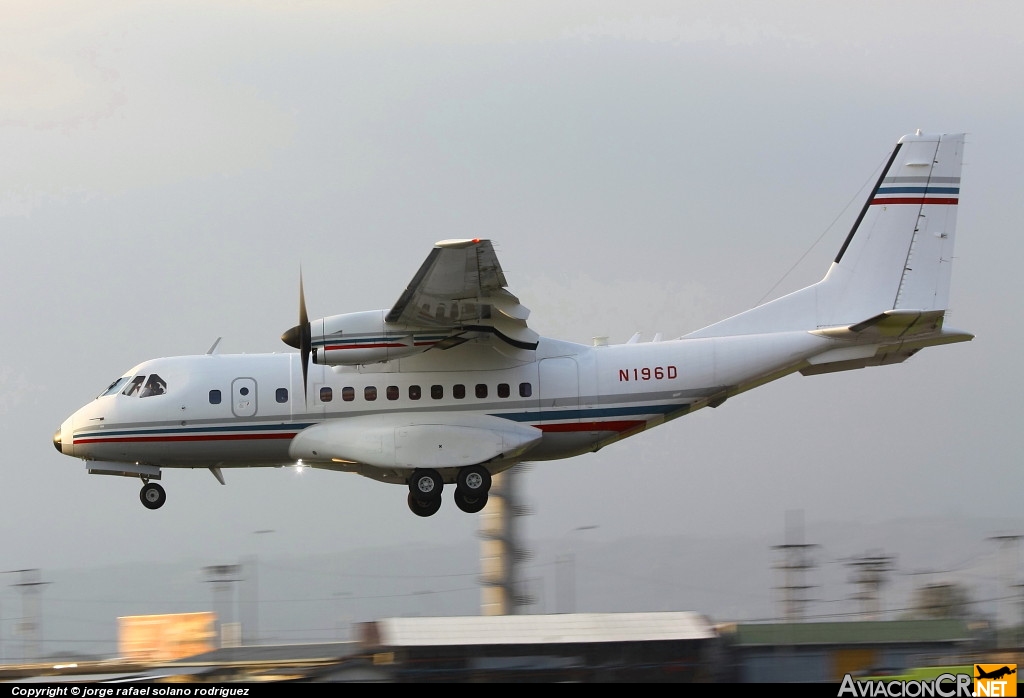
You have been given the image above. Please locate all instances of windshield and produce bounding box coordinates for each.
[120,374,167,398]
[141,374,166,397]
[100,377,131,397]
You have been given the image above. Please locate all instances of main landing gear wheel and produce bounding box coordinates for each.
[454,489,488,514]
[140,482,166,510]
[408,468,443,500]
[407,493,442,517]
[456,465,492,497]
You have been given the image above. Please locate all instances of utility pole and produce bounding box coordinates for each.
[8,569,49,661]
[772,511,818,622]
[556,526,599,614]
[203,564,243,648]
[987,534,1021,649]
[846,551,896,621]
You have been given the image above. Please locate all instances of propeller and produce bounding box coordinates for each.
[281,271,312,400]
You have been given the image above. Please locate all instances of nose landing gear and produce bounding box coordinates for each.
[140,481,166,510]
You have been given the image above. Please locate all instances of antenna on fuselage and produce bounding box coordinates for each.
[206,337,222,355]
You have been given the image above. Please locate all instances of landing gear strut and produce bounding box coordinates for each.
[140,482,166,510]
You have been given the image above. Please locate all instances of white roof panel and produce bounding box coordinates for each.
[373,612,716,647]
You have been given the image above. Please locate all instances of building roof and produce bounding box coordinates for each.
[368,612,716,647]
[167,641,357,665]
[728,620,973,647]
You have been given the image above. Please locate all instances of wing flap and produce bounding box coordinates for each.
[385,239,538,350]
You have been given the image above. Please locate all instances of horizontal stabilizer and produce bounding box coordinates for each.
[801,348,917,375]
[804,307,972,374]
[811,309,947,340]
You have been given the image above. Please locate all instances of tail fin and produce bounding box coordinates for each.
[686,132,967,338]
[827,132,963,319]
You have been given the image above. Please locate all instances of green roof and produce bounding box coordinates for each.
[730,620,972,647]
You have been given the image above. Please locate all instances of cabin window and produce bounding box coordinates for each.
[342,387,354,401]
[276,388,288,403]
[519,382,532,398]
[320,387,333,403]
[475,384,488,399]
[409,385,421,400]
[209,389,222,404]
[453,384,465,399]
[430,385,443,399]
[365,386,377,401]
[386,386,399,401]
[498,383,510,398]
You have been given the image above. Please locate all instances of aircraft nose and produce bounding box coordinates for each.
[53,427,63,454]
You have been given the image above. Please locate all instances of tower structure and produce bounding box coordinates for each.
[479,464,533,615]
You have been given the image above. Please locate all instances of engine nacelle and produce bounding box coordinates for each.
[311,310,434,366]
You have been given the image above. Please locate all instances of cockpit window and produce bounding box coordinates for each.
[122,376,146,397]
[141,374,167,397]
[101,377,131,397]
[121,374,168,398]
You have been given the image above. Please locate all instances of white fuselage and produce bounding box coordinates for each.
[57,331,833,479]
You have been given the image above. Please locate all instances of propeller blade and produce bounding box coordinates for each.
[281,271,313,400]
[299,272,311,400]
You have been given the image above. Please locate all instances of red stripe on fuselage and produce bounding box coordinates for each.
[870,197,958,205]
[75,433,298,445]
[537,420,644,433]
[323,343,407,351]
[77,419,646,445]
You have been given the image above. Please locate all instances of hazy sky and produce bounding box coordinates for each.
[3,1,1022,589]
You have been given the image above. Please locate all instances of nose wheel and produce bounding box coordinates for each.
[140,482,166,510]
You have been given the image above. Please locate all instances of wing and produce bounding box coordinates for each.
[386,239,539,351]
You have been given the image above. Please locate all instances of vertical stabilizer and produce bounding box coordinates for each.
[826,132,963,320]
[686,132,965,338]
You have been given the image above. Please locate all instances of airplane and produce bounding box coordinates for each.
[976,666,1017,681]
[53,132,973,517]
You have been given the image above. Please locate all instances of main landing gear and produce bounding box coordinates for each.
[140,481,166,510]
[406,465,493,517]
